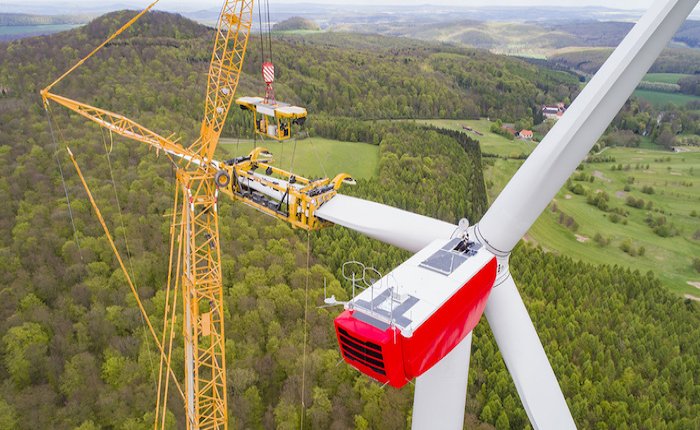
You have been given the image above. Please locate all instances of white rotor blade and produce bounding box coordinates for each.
[477,0,699,254]
[485,276,575,430]
[412,333,472,430]
[316,194,456,253]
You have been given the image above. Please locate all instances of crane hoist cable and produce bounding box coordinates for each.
[311,138,329,180]
[256,0,274,64]
[265,0,274,64]
[299,230,311,430]
[289,135,298,173]
[257,0,265,63]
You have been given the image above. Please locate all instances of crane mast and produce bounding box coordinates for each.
[42,1,351,428]
[41,1,254,428]
[180,1,253,429]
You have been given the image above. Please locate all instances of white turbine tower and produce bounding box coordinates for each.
[315,0,700,428]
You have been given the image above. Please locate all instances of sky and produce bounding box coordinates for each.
[4,0,700,17]
[2,0,690,8]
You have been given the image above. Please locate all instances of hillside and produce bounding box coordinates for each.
[0,13,91,26]
[675,19,700,47]
[272,16,320,32]
[346,18,700,58]
[0,10,698,430]
[550,47,700,75]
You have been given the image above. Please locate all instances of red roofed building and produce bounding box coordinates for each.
[518,130,534,140]
[543,103,566,120]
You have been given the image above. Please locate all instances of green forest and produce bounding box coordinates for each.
[0,11,698,430]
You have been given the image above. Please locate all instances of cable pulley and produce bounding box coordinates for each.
[214,170,232,188]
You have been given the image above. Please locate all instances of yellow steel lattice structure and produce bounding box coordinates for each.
[178,170,229,430]
[41,1,254,429]
[193,0,254,163]
[40,93,196,164]
[180,2,253,428]
[42,1,351,429]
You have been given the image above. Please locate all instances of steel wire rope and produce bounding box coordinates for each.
[265,0,274,64]
[289,135,298,174]
[100,128,158,396]
[257,0,266,62]
[66,147,186,401]
[299,230,311,430]
[306,129,328,180]
[45,106,83,261]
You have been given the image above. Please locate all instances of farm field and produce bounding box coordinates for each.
[423,118,700,296]
[633,88,700,108]
[644,73,692,84]
[413,119,537,157]
[531,147,700,296]
[218,136,380,180]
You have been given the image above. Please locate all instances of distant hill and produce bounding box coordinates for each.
[272,16,320,32]
[348,18,700,57]
[0,13,93,42]
[676,20,700,48]
[0,13,92,26]
[1,10,699,430]
[550,47,700,75]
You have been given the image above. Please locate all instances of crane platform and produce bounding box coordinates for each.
[236,96,307,141]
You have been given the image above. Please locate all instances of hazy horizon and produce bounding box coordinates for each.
[3,0,700,12]
[2,0,700,22]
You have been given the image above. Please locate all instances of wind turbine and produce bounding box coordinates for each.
[43,0,697,428]
[315,0,699,428]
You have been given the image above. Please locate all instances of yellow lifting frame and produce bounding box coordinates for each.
[220,147,354,230]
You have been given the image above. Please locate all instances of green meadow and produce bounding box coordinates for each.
[420,119,700,297]
[413,118,537,157]
[218,136,380,180]
[644,73,692,84]
[633,89,700,108]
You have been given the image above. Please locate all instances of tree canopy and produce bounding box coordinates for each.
[0,10,697,429]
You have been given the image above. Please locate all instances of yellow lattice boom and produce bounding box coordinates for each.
[194,0,254,164]
[41,1,352,429]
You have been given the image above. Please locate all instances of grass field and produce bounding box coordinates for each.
[421,118,700,297]
[530,147,700,296]
[644,73,692,84]
[633,89,700,108]
[413,119,538,157]
[217,137,380,180]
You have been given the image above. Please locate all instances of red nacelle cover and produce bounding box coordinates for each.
[335,257,497,388]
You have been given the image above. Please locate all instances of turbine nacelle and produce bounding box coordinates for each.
[334,237,497,388]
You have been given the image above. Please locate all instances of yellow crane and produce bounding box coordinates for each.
[41,1,350,428]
